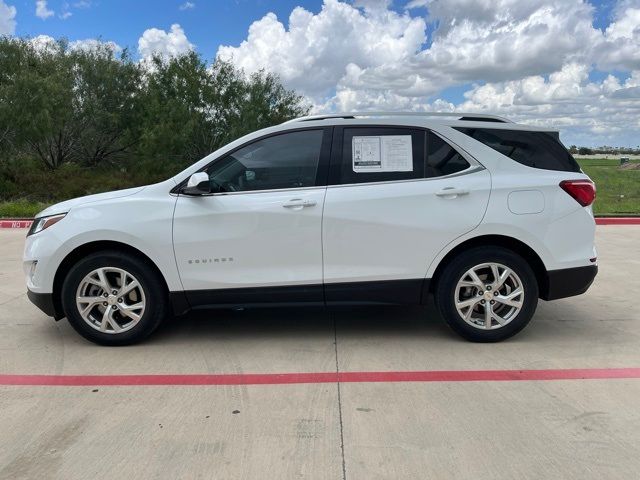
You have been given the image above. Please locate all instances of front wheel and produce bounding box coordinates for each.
[61,251,168,346]
[435,246,538,342]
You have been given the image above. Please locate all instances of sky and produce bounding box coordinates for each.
[1,0,639,147]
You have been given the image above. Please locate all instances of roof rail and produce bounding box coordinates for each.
[283,111,513,124]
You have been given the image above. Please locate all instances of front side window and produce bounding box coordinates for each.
[338,127,425,185]
[207,129,324,192]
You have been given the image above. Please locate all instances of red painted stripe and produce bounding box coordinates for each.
[1,368,640,386]
[0,220,33,229]
[595,217,640,225]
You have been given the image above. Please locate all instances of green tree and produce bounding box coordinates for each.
[211,61,309,146]
[0,37,309,203]
[136,51,217,167]
[135,54,309,171]
[578,146,593,155]
[71,45,143,166]
[0,38,77,169]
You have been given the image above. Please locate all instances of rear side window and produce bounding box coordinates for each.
[426,132,470,177]
[337,127,425,185]
[454,128,580,173]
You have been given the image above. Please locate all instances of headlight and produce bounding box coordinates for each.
[27,213,67,236]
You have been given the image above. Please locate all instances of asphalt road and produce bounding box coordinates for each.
[1,227,639,480]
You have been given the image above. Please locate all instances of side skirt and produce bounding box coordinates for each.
[171,278,431,312]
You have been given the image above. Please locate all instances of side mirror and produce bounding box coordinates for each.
[182,172,211,195]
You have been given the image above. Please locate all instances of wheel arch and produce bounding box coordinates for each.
[429,235,548,298]
[52,240,171,320]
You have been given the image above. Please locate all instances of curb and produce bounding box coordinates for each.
[0,220,33,229]
[594,217,640,225]
[2,217,640,229]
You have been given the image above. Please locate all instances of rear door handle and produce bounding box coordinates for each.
[435,187,469,197]
[283,199,317,209]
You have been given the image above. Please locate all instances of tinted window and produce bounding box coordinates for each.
[338,127,425,185]
[207,130,323,192]
[455,127,580,173]
[426,132,470,177]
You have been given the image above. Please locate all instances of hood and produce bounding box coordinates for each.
[37,186,146,218]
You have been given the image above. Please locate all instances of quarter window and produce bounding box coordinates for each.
[207,130,324,192]
[426,132,470,177]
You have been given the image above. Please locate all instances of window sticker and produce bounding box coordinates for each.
[352,135,412,172]
[352,136,381,170]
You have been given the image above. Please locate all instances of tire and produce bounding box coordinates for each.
[61,250,168,346]
[435,246,538,342]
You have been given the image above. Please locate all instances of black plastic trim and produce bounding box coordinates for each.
[458,116,507,123]
[169,291,191,316]
[185,284,325,309]
[325,279,428,305]
[172,278,431,312]
[27,289,59,318]
[541,265,598,301]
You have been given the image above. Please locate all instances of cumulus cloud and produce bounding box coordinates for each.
[596,5,640,71]
[29,34,58,51]
[27,35,122,55]
[179,2,195,10]
[217,0,640,145]
[35,0,54,19]
[217,0,607,102]
[69,38,122,53]
[218,1,426,99]
[456,64,640,144]
[138,24,194,61]
[0,0,16,35]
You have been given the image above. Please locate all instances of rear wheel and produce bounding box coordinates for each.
[435,246,538,342]
[61,251,167,345]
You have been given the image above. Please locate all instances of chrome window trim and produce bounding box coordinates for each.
[326,165,485,189]
[180,185,328,197]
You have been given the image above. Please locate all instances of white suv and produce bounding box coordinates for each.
[23,112,598,345]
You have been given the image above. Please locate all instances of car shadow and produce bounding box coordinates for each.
[148,302,456,345]
[145,297,602,348]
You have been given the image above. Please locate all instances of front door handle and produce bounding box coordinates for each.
[435,187,470,198]
[283,199,317,209]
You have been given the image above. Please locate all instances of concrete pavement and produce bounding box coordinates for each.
[1,227,639,479]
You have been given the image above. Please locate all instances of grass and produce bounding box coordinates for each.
[0,199,49,218]
[577,158,640,216]
[0,158,638,218]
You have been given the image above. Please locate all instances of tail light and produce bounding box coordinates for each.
[559,180,596,207]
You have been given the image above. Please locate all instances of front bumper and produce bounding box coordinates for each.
[27,289,61,319]
[541,265,598,301]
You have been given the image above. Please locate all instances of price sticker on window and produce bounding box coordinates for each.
[352,135,412,172]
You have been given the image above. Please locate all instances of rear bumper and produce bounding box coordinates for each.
[27,289,59,318]
[541,265,598,301]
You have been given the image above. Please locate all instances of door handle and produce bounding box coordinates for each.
[435,187,469,197]
[283,199,317,209]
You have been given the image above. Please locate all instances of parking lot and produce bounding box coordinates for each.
[1,226,640,479]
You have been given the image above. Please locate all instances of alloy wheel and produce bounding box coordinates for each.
[75,267,146,334]
[454,262,524,330]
